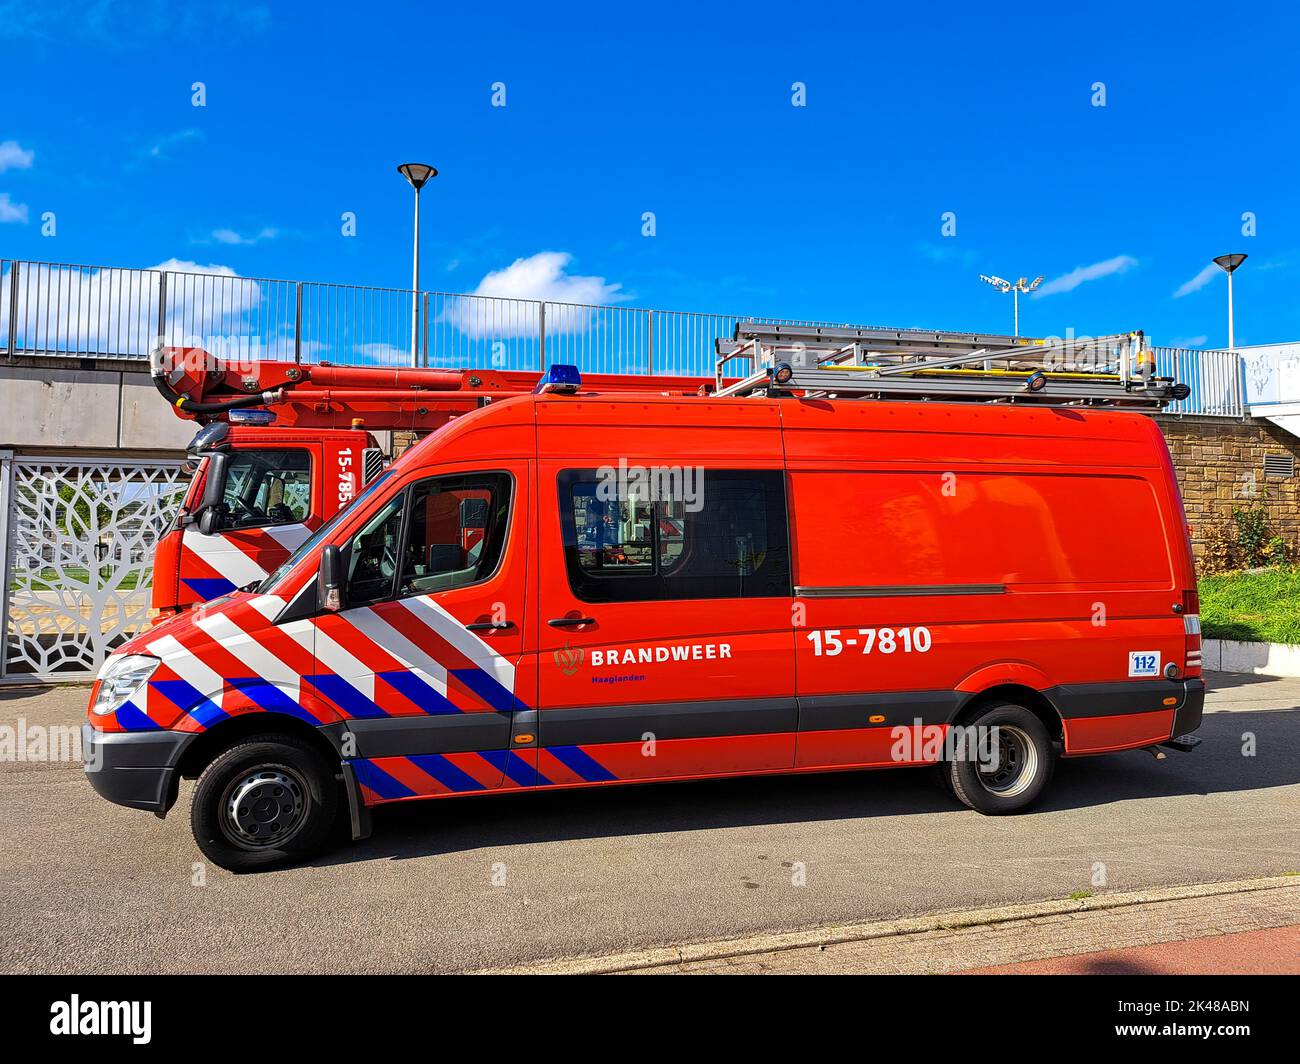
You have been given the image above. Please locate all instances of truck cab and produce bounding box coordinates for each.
[152,423,384,615]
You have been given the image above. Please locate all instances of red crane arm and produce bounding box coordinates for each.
[150,347,714,430]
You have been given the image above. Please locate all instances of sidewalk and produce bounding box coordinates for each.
[966,924,1299,974]
[486,876,1300,975]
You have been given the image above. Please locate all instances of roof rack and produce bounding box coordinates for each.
[714,323,1188,410]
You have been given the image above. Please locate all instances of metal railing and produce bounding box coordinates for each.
[1153,346,1245,418]
[1,257,1246,416]
[0,257,850,377]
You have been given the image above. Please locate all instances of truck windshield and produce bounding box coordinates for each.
[256,471,395,594]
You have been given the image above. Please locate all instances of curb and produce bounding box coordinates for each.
[479,874,1300,975]
[1204,638,1300,677]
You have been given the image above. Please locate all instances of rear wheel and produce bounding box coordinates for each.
[190,736,340,872]
[948,704,1055,815]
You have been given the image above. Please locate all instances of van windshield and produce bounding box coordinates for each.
[256,471,395,594]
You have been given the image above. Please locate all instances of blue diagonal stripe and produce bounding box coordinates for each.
[480,750,550,787]
[150,678,230,729]
[113,700,159,731]
[450,667,529,714]
[546,744,618,783]
[227,677,320,724]
[303,674,389,719]
[378,670,461,715]
[351,759,417,800]
[407,753,488,792]
[182,577,237,600]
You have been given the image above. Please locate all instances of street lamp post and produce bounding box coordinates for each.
[979,274,1044,336]
[1212,253,1247,350]
[397,162,438,366]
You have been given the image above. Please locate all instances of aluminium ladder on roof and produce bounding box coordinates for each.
[713,322,1184,410]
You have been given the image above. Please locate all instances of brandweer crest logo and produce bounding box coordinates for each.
[554,642,585,676]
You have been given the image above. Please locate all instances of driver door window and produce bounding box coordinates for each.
[218,450,312,530]
[343,472,512,607]
[397,473,512,598]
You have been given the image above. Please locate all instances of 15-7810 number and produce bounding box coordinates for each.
[806,627,932,656]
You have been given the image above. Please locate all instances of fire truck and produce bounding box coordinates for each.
[148,344,707,614]
[85,326,1204,872]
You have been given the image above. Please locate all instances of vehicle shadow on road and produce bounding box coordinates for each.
[310,705,1300,868]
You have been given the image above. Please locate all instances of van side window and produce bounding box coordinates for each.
[218,449,312,530]
[344,472,513,607]
[344,492,405,607]
[558,469,791,603]
[397,473,512,598]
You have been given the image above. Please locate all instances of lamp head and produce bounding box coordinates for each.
[1212,253,1247,275]
[397,162,438,190]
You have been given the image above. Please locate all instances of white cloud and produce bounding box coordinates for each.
[0,259,272,358]
[352,342,412,365]
[0,140,34,173]
[145,129,203,160]
[472,251,623,304]
[0,192,28,223]
[1032,255,1138,298]
[1173,263,1219,299]
[212,226,279,245]
[444,251,627,338]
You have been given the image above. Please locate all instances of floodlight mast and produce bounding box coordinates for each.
[980,274,1044,337]
[1212,253,1247,350]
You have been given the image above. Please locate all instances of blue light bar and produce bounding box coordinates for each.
[227,408,277,425]
[535,364,582,395]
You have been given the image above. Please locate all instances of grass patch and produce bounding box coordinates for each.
[1199,565,1300,645]
[1067,890,1093,901]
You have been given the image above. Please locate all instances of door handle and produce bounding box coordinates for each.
[466,620,516,632]
[548,616,596,628]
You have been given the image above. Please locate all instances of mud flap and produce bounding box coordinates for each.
[339,762,373,841]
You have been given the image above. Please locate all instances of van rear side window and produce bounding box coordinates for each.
[558,469,791,603]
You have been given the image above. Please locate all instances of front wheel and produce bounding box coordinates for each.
[191,736,340,872]
[948,704,1055,815]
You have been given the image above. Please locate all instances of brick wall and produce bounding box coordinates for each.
[1157,415,1300,562]
[391,430,421,458]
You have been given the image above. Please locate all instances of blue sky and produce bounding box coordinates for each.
[2,0,1298,350]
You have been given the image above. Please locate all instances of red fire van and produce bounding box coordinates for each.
[84,368,1204,871]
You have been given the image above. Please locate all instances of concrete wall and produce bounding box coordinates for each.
[0,361,192,454]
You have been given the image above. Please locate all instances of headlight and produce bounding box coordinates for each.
[91,654,160,716]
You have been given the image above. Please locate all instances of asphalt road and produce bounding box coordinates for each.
[1,674,1297,973]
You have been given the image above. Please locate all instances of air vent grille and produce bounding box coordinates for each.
[1264,453,1295,478]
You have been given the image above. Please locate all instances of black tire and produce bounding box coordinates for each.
[948,703,1055,815]
[190,735,340,872]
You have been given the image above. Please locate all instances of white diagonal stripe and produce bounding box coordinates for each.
[246,594,288,622]
[401,595,515,691]
[182,528,268,586]
[194,612,300,701]
[306,623,376,703]
[265,523,313,550]
[144,633,224,711]
[343,606,449,695]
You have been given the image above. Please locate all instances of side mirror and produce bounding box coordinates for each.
[193,450,230,536]
[318,544,345,612]
[196,505,222,536]
[200,450,229,510]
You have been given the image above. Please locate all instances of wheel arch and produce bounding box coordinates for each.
[175,712,342,782]
[953,683,1064,743]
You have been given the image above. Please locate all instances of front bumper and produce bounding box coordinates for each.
[83,724,197,815]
